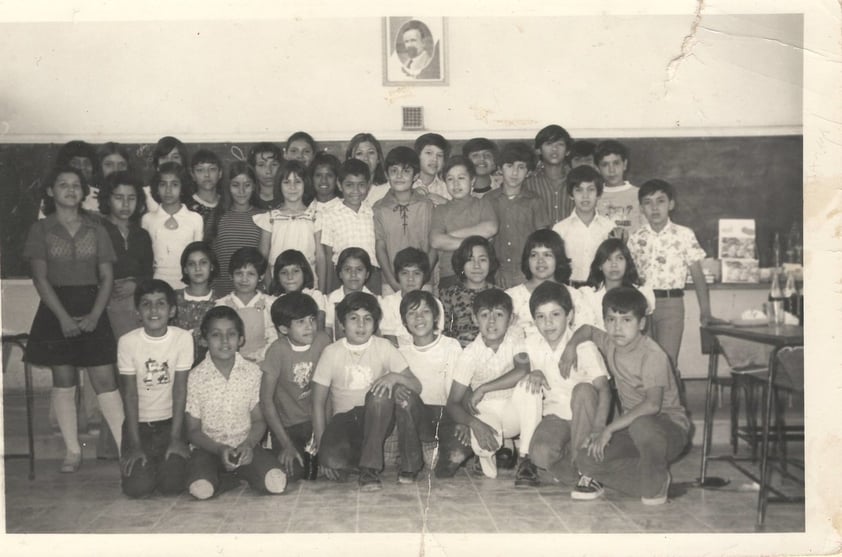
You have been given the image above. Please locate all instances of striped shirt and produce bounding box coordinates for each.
[524,166,572,225]
[212,207,264,297]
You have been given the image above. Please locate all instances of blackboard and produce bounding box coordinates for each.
[0,136,802,278]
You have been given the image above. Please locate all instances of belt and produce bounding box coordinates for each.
[140,418,173,427]
[653,289,684,298]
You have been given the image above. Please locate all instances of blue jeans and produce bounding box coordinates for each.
[575,413,688,498]
[120,419,187,498]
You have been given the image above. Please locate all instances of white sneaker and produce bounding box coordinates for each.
[189,479,214,500]
[571,475,604,500]
[641,471,671,505]
[265,468,288,494]
[478,455,498,479]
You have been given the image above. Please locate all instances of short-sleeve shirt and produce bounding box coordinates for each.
[260,332,331,427]
[519,330,607,420]
[253,205,321,276]
[311,336,408,415]
[379,291,445,348]
[430,195,497,278]
[319,202,377,267]
[485,188,550,288]
[399,334,462,406]
[628,220,706,289]
[118,326,194,422]
[23,213,116,286]
[596,182,642,237]
[186,353,263,447]
[452,332,521,401]
[372,190,434,268]
[589,328,690,431]
[506,283,597,340]
[552,212,616,282]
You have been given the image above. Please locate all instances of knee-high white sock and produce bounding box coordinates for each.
[52,386,81,454]
[96,390,124,456]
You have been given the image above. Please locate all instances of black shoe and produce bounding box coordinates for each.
[359,467,382,491]
[397,470,418,485]
[514,457,540,488]
[495,445,519,470]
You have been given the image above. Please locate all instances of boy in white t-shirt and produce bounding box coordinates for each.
[311,292,422,491]
[118,279,194,497]
[396,290,472,479]
[594,140,641,241]
[380,247,444,348]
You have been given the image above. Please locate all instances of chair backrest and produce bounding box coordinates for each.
[774,346,804,392]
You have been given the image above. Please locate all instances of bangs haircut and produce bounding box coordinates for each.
[394,247,431,284]
[442,155,476,180]
[566,165,604,197]
[413,133,450,159]
[499,142,536,171]
[461,137,498,161]
[270,249,315,295]
[471,288,512,317]
[594,140,629,165]
[603,286,648,320]
[384,146,421,176]
[528,280,572,318]
[274,159,315,206]
[134,278,176,309]
[229,246,267,277]
[310,152,342,197]
[336,247,373,278]
[570,140,596,159]
[534,124,573,150]
[247,142,282,166]
[336,291,382,327]
[638,178,675,202]
[400,289,440,326]
[586,238,641,288]
[56,140,96,167]
[98,170,147,219]
[451,236,499,284]
[152,136,189,169]
[150,161,192,204]
[338,158,371,184]
[200,305,245,340]
[270,291,319,328]
[521,228,572,284]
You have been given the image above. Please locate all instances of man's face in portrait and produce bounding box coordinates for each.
[402,28,424,58]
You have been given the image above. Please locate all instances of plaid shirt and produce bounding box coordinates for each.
[320,202,378,267]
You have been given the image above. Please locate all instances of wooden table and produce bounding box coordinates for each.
[698,323,803,530]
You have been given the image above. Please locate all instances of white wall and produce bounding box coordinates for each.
[0,14,802,142]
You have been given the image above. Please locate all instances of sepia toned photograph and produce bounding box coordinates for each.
[1,2,840,556]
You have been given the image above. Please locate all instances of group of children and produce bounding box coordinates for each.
[21,126,725,506]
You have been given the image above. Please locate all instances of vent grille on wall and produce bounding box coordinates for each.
[402,106,424,131]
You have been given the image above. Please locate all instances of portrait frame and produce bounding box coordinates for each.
[382,16,448,86]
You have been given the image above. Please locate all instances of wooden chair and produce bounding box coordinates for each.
[2,333,36,479]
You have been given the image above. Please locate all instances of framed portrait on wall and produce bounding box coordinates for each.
[383,16,448,86]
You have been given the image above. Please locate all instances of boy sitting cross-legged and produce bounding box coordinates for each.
[260,292,331,482]
[445,288,542,482]
[186,306,288,500]
[559,286,691,505]
[520,281,611,493]
[310,291,424,490]
[118,279,193,497]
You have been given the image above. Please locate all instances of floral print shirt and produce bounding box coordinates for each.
[628,219,706,289]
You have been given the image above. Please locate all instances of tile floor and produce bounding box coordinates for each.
[3,443,804,534]
[3,381,805,535]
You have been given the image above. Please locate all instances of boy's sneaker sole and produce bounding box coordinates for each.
[359,468,383,492]
[571,476,605,501]
[397,472,418,485]
[641,472,671,505]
